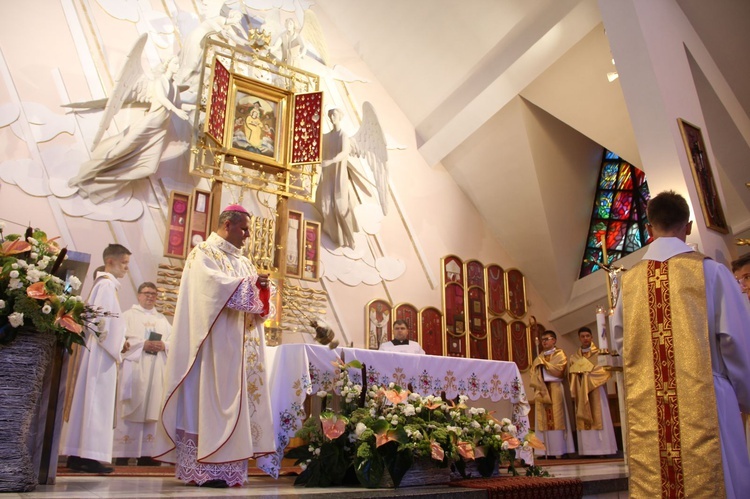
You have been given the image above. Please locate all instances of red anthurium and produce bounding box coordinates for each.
[430,440,445,461]
[27,281,52,300]
[457,441,475,461]
[1,239,32,256]
[54,309,82,334]
[375,428,400,448]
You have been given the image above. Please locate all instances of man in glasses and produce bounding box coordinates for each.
[113,282,171,466]
[731,253,750,301]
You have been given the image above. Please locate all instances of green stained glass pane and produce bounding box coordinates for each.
[596,192,613,218]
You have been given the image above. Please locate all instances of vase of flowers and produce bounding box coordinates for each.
[0,224,104,492]
[285,357,542,488]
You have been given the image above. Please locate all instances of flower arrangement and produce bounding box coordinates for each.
[0,224,107,352]
[285,358,545,488]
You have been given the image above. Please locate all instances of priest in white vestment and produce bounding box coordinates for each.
[113,282,171,464]
[60,244,131,474]
[154,205,275,488]
[379,320,425,355]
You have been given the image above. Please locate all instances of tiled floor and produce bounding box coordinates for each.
[1,462,629,498]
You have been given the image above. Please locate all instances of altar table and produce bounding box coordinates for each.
[257,344,532,476]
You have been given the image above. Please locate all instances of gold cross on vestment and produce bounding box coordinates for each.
[660,442,682,461]
[651,323,671,345]
[650,266,669,288]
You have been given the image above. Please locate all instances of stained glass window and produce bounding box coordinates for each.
[580,150,651,277]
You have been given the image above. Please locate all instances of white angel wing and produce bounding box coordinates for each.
[301,10,328,65]
[90,34,149,150]
[352,102,389,215]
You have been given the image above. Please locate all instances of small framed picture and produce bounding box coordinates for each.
[164,191,191,259]
[677,118,729,234]
[187,189,212,251]
[286,210,304,278]
[302,220,320,281]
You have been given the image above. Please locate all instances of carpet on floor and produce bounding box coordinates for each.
[450,475,583,499]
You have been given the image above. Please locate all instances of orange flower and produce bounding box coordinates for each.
[375,428,400,448]
[525,432,546,451]
[320,414,347,440]
[1,239,31,256]
[27,281,52,300]
[424,401,442,410]
[474,445,486,459]
[430,440,445,461]
[501,432,521,449]
[383,389,409,405]
[457,441,475,461]
[54,309,82,334]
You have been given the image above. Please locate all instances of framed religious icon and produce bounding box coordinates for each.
[366,299,392,349]
[285,210,304,278]
[204,58,231,146]
[164,191,191,259]
[301,220,321,281]
[187,189,212,251]
[226,74,293,170]
[677,118,729,233]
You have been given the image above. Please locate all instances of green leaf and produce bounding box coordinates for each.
[355,451,385,487]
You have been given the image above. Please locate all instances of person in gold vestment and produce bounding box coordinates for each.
[529,330,575,457]
[568,327,617,456]
[614,191,750,498]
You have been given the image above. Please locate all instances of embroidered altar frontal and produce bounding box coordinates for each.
[621,253,724,498]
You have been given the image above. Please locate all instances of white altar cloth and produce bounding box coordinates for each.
[256,344,532,475]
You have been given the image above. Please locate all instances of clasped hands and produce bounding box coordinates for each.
[143,340,165,354]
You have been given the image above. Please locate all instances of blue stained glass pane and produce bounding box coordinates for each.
[600,163,619,189]
[624,223,641,252]
[605,150,619,161]
[596,192,614,218]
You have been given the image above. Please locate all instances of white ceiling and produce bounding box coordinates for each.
[314,0,750,327]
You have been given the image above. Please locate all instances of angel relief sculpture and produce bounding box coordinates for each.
[66,34,189,204]
[315,104,388,248]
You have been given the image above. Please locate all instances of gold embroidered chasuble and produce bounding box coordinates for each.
[568,345,610,430]
[622,252,724,498]
[529,348,568,431]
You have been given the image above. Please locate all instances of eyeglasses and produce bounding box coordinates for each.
[139,291,158,297]
[737,274,750,286]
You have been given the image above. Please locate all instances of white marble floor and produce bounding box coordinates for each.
[2,462,629,499]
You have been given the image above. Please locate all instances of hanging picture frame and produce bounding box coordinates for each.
[164,191,191,259]
[302,220,321,281]
[285,210,304,278]
[677,118,729,234]
[187,189,212,251]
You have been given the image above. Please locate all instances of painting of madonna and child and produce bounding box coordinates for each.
[231,91,280,159]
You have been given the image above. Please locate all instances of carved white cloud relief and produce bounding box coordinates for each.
[0,158,52,197]
[9,103,76,143]
[375,256,406,281]
[0,103,20,127]
[95,0,140,22]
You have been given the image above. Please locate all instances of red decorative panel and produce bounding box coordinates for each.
[490,318,509,361]
[465,260,485,289]
[509,320,530,372]
[164,191,190,259]
[205,59,230,145]
[394,303,419,342]
[419,306,443,356]
[467,287,487,339]
[468,336,489,360]
[506,269,527,318]
[443,255,463,284]
[487,264,505,316]
[446,333,467,358]
[366,299,392,349]
[290,91,323,165]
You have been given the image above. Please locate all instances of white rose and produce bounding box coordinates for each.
[9,278,22,290]
[0,299,5,309]
[9,270,19,279]
[402,404,416,417]
[507,424,517,436]
[501,418,512,426]
[68,275,82,291]
[389,382,395,388]
[415,406,422,413]
[501,441,510,450]
[8,312,24,328]
[42,304,52,314]
[11,263,18,270]
[355,422,367,438]
[313,448,321,456]
[30,252,38,260]
[470,421,481,429]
